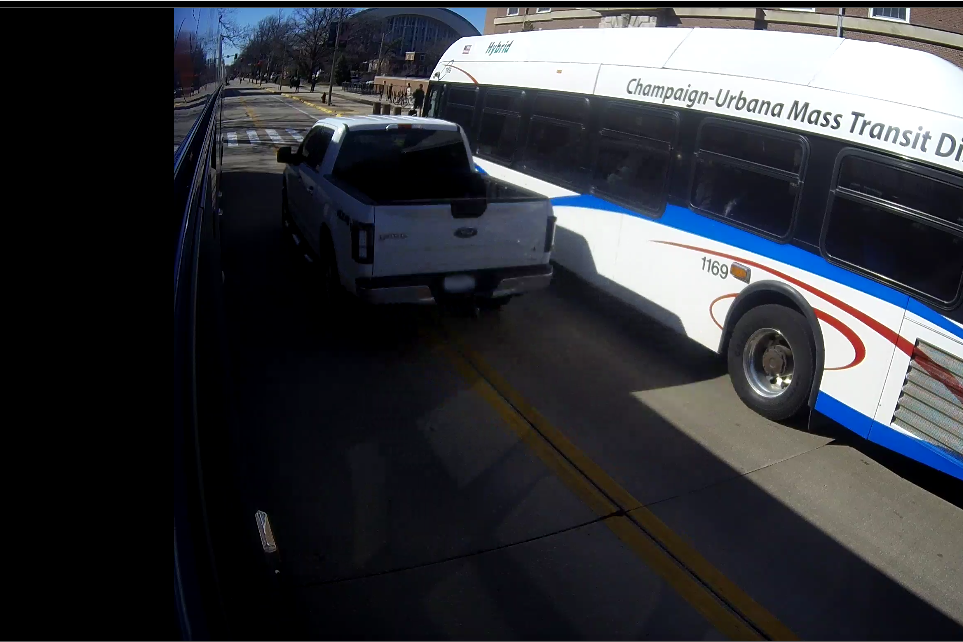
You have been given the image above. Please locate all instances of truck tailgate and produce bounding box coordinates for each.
[372,200,552,277]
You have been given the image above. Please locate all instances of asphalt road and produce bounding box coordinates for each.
[213,84,963,640]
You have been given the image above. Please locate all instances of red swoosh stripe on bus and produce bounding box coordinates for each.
[709,293,737,330]
[653,241,915,357]
[913,349,963,405]
[444,64,478,84]
[710,293,865,370]
[814,309,866,370]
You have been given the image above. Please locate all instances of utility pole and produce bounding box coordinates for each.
[377,26,386,77]
[836,7,845,38]
[327,13,343,106]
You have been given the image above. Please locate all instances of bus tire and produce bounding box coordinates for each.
[727,304,814,422]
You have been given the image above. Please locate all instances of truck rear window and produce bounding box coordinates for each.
[332,128,470,181]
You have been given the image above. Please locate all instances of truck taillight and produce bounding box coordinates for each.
[544,216,557,253]
[351,222,374,264]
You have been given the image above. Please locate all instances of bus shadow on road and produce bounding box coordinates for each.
[212,169,963,641]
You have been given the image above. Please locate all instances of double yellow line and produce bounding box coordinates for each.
[427,322,798,641]
[258,86,345,117]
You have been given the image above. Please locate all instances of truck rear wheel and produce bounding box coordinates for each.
[318,229,342,300]
[477,296,511,311]
[727,304,814,422]
[281,185,299,254]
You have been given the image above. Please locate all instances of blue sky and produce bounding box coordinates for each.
[173,7,486,61]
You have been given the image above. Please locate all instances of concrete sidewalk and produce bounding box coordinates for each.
[236,78,417,117]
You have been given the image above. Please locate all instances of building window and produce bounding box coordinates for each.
[506,7,519,16]
[778,7,815,11]
[869,8,909,22]
[536,7,551,13]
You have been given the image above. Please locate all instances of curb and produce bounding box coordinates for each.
[258,85,348,117]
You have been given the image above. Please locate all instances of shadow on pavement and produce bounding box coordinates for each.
[210,167,963,640]
[811,411,963,508]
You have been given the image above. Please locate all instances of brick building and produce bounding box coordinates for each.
[483,7,963,68]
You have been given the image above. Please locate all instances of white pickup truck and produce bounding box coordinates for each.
[276,115,555,308]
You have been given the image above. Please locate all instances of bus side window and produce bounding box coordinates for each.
[823,153,963,307]
[443,86,478,139]
[590,102,677,217]
[425,84,443,119]
[475,88,524,164]
[690,120,805,239]
[517,92,590,189]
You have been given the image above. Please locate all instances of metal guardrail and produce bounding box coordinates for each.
[174,81,224,641]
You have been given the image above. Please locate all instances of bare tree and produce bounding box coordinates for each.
[326,7,356,105]
[342,14,386,78]
[246,11,296,87]
[422,39,451,78]
[292,7,335,91]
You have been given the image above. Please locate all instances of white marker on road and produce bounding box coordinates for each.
[247,130,260,145]
[265,129,285,145]
[226,132,238,147]
[286,129,304,142]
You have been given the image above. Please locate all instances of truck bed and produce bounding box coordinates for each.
[327,169,546,206]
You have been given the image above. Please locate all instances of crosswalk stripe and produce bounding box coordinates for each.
[224,129,309,147]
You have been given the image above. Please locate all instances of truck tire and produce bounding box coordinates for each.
[477,296,511,311]
[727,304,814,422]
[281,185,297,252]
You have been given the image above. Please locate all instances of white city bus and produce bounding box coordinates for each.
[426,28,963,481]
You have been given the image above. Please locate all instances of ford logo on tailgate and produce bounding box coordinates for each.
[454,227,477,239]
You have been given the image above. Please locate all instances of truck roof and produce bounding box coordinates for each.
[315,115,459,132]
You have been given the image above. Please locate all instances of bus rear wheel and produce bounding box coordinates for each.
[727,304,814,422]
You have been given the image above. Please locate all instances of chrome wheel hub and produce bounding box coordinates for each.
[743,328,795,398]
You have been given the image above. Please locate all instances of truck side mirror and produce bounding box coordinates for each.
[277,146,299,164]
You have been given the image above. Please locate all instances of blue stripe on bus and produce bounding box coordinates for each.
[905,298,963,342]
[554,193,962,339]
[474,164,487,175]
[815,392,963,481]
[814,391,872,439]
[551,194,914,311]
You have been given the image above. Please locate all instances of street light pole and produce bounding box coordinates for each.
[327,15,342,106]
[377,28,386,77]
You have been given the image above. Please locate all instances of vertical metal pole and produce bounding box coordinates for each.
[837,7,844,38]
[328,15,342,106]
[377,29,386,77]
